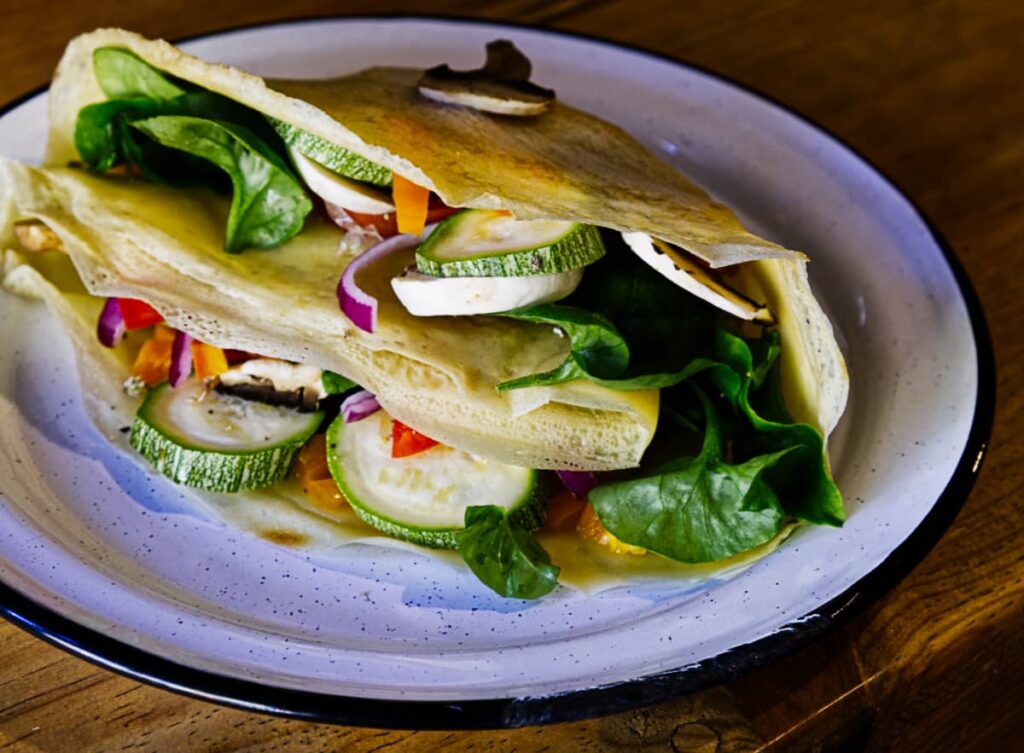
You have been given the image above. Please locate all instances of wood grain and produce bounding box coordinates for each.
[1,0,1021,751]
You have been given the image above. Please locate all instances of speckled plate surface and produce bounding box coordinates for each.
[0,16,994,728]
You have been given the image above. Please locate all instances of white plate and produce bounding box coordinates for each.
[0,17,993,727]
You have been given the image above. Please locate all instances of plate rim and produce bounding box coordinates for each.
[0,12,996,730]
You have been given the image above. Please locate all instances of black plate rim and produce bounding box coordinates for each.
[0,13,996,730]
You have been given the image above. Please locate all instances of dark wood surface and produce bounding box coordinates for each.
[2,1,1021,750]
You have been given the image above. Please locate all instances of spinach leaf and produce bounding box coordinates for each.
[495,304,628,390]
[321,371,358,395]
[130,115,312,252]
[93,47,187,100]
[711,330,844,526]
[74,98,169,171]
[457,505,560,599]
[589,385,790,563]
[494,240,720,392]
[495,303,717,392]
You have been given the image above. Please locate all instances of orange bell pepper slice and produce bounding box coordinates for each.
[392,174,430,235]
[391,419,439,458]
[294,434,332,483]
[545,491,587,530]
[576,504,646,555]
[131,326,176,386]
[191,341,228,381]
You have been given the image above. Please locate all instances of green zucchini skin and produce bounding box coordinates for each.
[269,118,392,188]
[415,211,606,278]
[130,382,323,493]
[325,413,547,549]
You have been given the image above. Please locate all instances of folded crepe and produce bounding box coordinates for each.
[0,28,847,477]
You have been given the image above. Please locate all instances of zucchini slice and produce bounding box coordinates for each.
[415,210,605,278]
[391,266,583,316]
[269,119,392,188]
[130,378,323,492]
[326,410,544,549]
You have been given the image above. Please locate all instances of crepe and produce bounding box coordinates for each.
[3,28,847,476]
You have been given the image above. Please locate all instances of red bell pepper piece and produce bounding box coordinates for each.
[117,298,164,330]
[391,420,439,458]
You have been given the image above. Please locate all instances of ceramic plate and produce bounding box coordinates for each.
[0,17,994,728]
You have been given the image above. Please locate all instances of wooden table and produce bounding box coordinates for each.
[1,1,1020,750]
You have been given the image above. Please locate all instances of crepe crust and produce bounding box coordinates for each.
[10,28,846,472]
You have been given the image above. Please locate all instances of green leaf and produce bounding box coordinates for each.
[589,385,788,563]
[321,371,358,395]
[711,330,844,526]
[74,98,167,171]
[493,241,719,392]
[93,47,187,100]
[130,115,313,252]
[457,505,560,599]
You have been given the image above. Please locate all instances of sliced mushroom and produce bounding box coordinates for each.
[621,232,774,324]
[418,40,555,116]
[216,358,329,413]
[13,220,65,253]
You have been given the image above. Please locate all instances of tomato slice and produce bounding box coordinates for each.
[117,298,163,330]
[346,195,461,239]
[346,209,399,238]
[391,419,440,458]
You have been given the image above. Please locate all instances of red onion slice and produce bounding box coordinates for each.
[96,297,125,348]
[337,233,421,333]
[556,470,599,499]
[341,389,381,423]
[169,330,194,388]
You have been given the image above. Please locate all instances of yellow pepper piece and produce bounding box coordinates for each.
[392,174,430,235]
[577,504,647,556]
[191,341,228,381]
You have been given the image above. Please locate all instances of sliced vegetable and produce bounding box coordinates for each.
[457,505,560,599]
[217,358,326,411]
[418,40,555,117]
[130,116,312,252]
[294,433,331,483]
[340,389,380,423]
[339,207,396,238]
[325,410,543,548]
[391,419,439,458]
[130,377,324,492]
[576,504,646,555]
[555,470,598,499]
[545,491,587,530]
[621,232,773,323]
[97,297,126,348]
[269,119,392,187]
[191,341,228,381]
[391,266,582,317]
[392,175,430,236]
[416,210,605,278]
[304,478,349,512]
[337,233,422,333]
[288,147,395,214]
[131,326,175,386]
[117,298,164,330]
[169,329,193,387]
